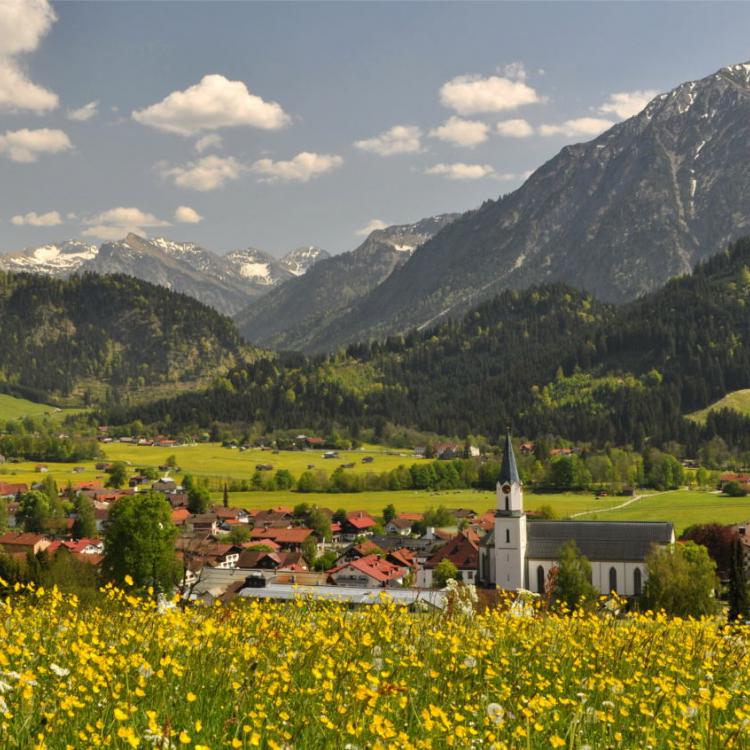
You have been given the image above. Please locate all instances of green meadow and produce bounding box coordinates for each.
[2,440,748,531]
[688,387,750,422]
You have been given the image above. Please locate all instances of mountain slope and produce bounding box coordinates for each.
[0,241,98,276]
[234,214,458,350]
[0,270,252,403]
[320,62,750,348]
[114,237,750,452]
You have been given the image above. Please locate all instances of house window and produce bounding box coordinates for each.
[536,565,545,594]
[505,529,510,544]
[609,567,617,593]
[633,567,642,596]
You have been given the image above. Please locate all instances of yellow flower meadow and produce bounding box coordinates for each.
[0,583,748,748]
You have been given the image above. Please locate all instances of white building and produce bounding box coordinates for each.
[478,434,675,595]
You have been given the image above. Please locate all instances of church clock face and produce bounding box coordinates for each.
[502,484,511,495]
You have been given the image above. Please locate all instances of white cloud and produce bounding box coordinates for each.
[82,207,170,240]
[194,133,223,153]
[599,89,660,119]
[0,128,72,162]
[67,100,98,122]
[174,205,203,224]
[356,218,388,236]
[132,74,290,136]
[496,118,534,138]
[429,116,489,148]
[502,62,528,82]
[11,210,62,226]
[161,155,244,191]
[0,0,58,113]
[538,117,614,138]
[425,162,496,180]
[250,151,343,183]
[440,73,540,115]
[354,125,422,156]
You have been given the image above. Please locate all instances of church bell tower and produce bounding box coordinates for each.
[494,432,527,590]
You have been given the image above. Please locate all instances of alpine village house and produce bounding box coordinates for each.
[478,434,675,595]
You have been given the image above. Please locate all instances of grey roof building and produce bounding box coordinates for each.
[478,435,675,596]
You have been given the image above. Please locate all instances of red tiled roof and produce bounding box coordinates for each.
[345,516,376,530]
[333,553,407,583]
[353,540,383,556]
[0,483,28,496]
[0,531,47,548]
[250,527,313,544]
[171,508,191,524]
[397,512,424,522]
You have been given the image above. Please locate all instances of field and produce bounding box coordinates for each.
[1,585,749,749]
[688,388,750,422]
[0,392,63,422]
[2,441,749,529]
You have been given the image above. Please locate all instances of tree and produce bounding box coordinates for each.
[307,507,331,541]
[165,454,178,469]
[680,524,738,578]
[301,535,317,566]
[222,483,229,508]
[187,484,211,514]
[18,490,64,535]
[226,525,251,545]
[723,480,747,497]
[382,504,397,524]
[102,491,179,593]
[273,469,295,490]
[642,541,719,617]
[313,550,338,571]
[434,559,458,588]
[106,462,128,489]
[0,498,7,532]
[728,538,749,623]
[71,494,96,539]
[552,540,597,611]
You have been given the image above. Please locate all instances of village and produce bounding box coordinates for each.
[3,433,750,608]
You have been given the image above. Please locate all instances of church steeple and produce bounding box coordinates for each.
[496,431,523,516]
[498,431,521,486]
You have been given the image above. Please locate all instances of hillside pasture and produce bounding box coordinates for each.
[688,387,750,422]
[0,392,65,422]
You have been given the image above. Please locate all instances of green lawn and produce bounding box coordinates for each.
[574,489,750,534]
[688,388,750,423]
[0,393,62,422]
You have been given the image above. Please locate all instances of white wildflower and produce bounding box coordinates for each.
[50,663,70,677]
[486,703,505,725]
[463,656,477,669]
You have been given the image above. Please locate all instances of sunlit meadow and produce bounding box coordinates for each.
[0,583,749,749]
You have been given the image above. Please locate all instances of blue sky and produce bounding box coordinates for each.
[1,1,749,256]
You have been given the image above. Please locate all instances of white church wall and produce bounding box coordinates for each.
[527,559,646,596]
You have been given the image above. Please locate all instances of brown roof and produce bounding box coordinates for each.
[250,527,313,544]
[425,531,479,571]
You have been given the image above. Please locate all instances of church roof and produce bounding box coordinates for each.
[526,520,674,562]
[498,432,521,485]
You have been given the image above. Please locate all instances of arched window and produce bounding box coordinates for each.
[609,567,617,593]
[536,565,545,594]
[505,529,510,544]
[633,567,642,596]
[504,496,509,511]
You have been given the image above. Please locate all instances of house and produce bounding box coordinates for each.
[237,548,309,573]
[384,517,414,536]
[720,472,750,492]
[421,530,480,587]
[434,443,462,459]
[477,433,675,596]
[341,511,377,539]
[386,547,418,573]
[171,508,192,525]
[450,508,478,522]
[152,479,178,493]
[35,465,49,473]
[0,531,50,555]
[190,513,220,536]
[62,538,104,555]
[0,482,28,498]
[329,554,408,588]
[212,506,250,524]
[519,442,536,455]
[335,539,383,565]
[249,527,313,551]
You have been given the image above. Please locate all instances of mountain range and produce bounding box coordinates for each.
[278,61,750,351]
[0,235,330,316]
[234,214,458,350]
[4,61,750,356]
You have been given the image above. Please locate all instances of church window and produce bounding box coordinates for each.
[609,567,617,593]
[633,567,642,596]
[505,529,510,544]
[536,565,545,594]
[504,496,509,511]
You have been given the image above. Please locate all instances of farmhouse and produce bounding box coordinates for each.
[477,434,675,595]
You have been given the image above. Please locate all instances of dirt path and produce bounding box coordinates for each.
[570,491,669,519]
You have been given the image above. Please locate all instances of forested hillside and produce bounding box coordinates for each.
[107,238,750,453]
[0,272,252,403]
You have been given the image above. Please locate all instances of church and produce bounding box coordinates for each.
[477,434,675,595]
